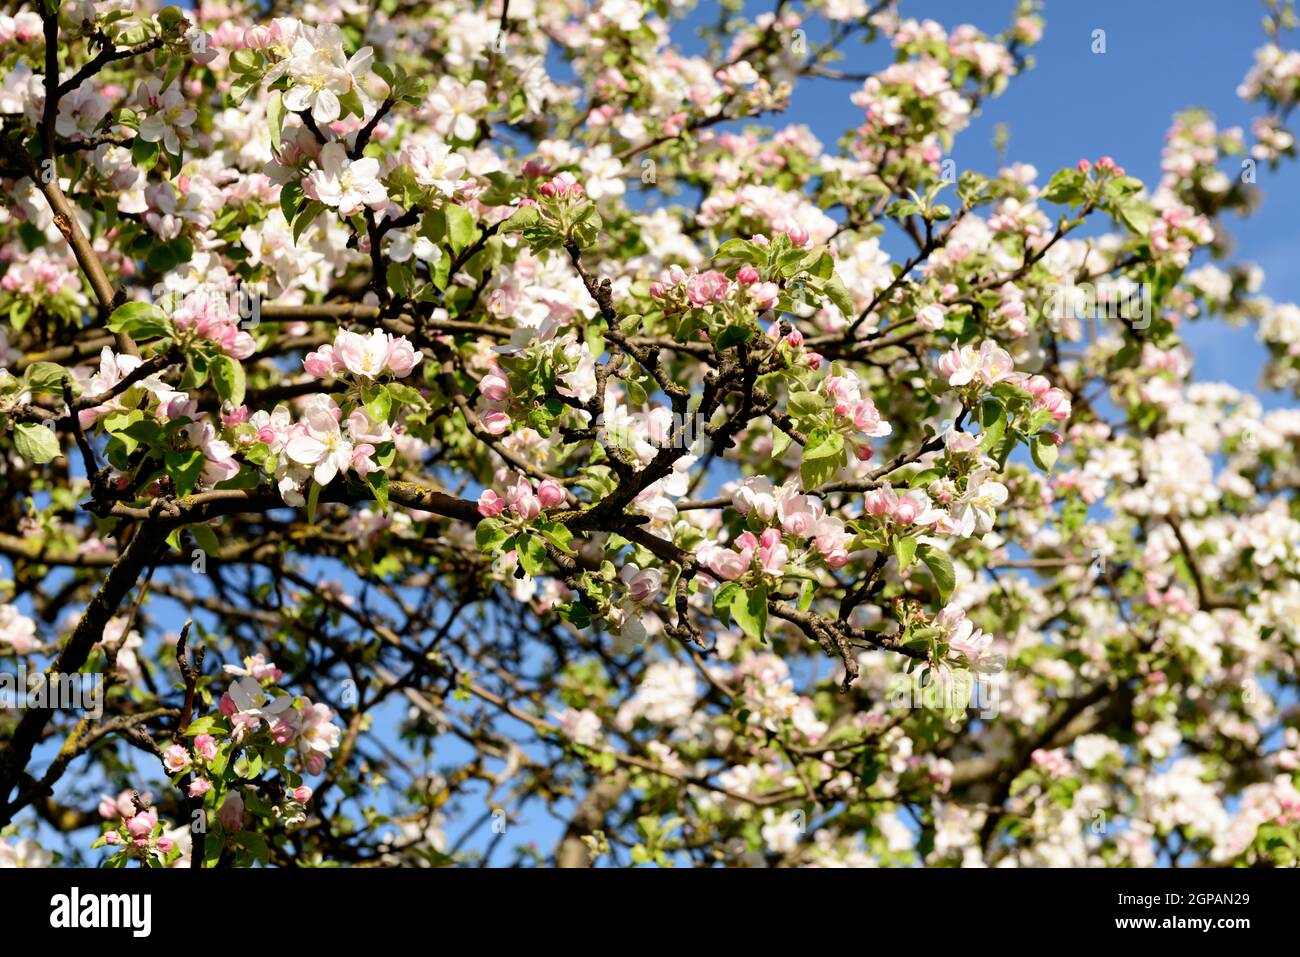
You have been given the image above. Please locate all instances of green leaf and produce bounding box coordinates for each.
[475,517,510,552]
[805,249,834,279]
[234,830,270,865]
[516,533,546,576]
[539,520,573,554]
[107,301,173,341]
[786,391,826,417]
[267,91,284,152]
[714,237,760,260]
[190,524,221,556]
[165,448,205,496]
[444,204,475,253]
[559,601,591,629]
[234,751,263,779]
[1030,432,1060,472]
[730,585,768,642]
[22,361,68,396]
[477,171,518,206]
[13,422,61,464]
[386,261,415,298]
[209,354,246,407]
[386,381,426,409]
[279,180,303,221]
[798,578,815,611]
[715,324,752,349]
[293,201,325,243]
[229,48,260,74]
[366,470,389,512]
[306,480,321,523]
[822,275,856,317]
[978,399,1006,452]
[770,428,793,461]
[1117,196,1156,236]
[203,832,223,868]
[131,136,159,170]
[1040,168,1087,205]
[800,427,845,491]
[362,383,392,423]
[944,668,974,724]
[917,543,956,604]
[712,580,741,627]
[184,716,224,738]
[893,535,918,571]
[502,204,540,232]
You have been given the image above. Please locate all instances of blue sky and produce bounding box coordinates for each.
[756,0,1300,402]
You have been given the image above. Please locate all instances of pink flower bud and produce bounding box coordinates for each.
[217,793,245,831]
[822,546,850,569]
[508,489,541,521]
[863,488,893,516]
[1024,374,1052,398]
[786,225,810,247]
[537,480,566,508]
[916,303,946,331]
[303,346,338,378]
[477,489,507,518]
[385,336,422,377]
[736,265,760,284]
[479,369,510,402]
[750,281,780,310]
[891,497,920,525]
[221,405,250,427]
[292,785,313,802]
[481,410,511,435]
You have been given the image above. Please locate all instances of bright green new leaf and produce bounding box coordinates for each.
[14,422,61,464]
[917,543,956,604]
[800,427,845,490]
[210,354,246,408]
[107,301,173,341]
[1030,432,1060,472]
[730,584,768,642]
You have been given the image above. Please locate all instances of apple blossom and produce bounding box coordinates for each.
[307,142,389,217]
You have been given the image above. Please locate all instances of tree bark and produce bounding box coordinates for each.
[556,771,629,868]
